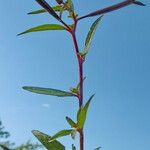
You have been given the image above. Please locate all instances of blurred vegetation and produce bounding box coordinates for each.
[0,120,42,150]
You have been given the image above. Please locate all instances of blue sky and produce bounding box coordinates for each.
[0,0,150,150]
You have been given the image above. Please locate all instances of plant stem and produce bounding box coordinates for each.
[80,130,84,150]
[70,15,84,150]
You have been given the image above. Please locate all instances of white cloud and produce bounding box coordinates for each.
[42,103,50,108]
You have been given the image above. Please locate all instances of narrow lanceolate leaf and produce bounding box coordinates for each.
[28,5,65,15]
[66,117,77,128]
[23,86,75,97]
[83,16,103,55]
[77,94,95,129]
[51,129,73,141]
[32,130,65,150]
[17,24,66,36]
[94,147,101,150]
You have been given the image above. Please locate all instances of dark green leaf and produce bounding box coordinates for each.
[0,144,10,150]
[18,24,66,36]
[83,16,103,55]
[28,5,65,15]
[66,117,77,128]
[23,86,75,97]
[51,129,73,140]
[32,130,65,150]
[77,94,95,129]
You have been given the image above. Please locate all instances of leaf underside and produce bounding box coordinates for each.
[23,86,75,97]
[51,129,73,140]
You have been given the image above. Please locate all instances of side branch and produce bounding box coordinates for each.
[78,0,141,20]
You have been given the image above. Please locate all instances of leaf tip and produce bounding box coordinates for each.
[133,1,146,6]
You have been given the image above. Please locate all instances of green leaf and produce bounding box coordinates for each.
[66,117,77,128]
[18,24,66,36]
[77,94,95,129]
[23,86,75,97]
[83,16,103,55]
[28,5,66,15]
[51,129,73,141]
[94,147,101,150]
[72,144,76,150]
[32,130,65,150]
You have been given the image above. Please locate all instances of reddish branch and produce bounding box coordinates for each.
[78,0,137,20]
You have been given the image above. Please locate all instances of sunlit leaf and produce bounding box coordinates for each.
[28,5,65,15]
[32,130,65,150]
[23,86,76,97]
[83,16,103,55]
[66,117,77,128]
[51,129,73,141]
[66,0,74,12]
[18,24,66,36]
[77,94,95,129]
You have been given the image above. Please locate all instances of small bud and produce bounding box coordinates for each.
[55,0,63,4]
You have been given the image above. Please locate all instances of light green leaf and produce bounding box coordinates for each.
[51,129,73,141]
[72,144,76,150]
[83,16,103,55]
[28,5,66,15]
[23,86,75,97]
[32,130,65,150]
[94,147,101,150]
[18,24,66,36]
[77,94,95,129]
[66,117,77,128]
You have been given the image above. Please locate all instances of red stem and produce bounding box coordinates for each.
[70,15,84,150]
